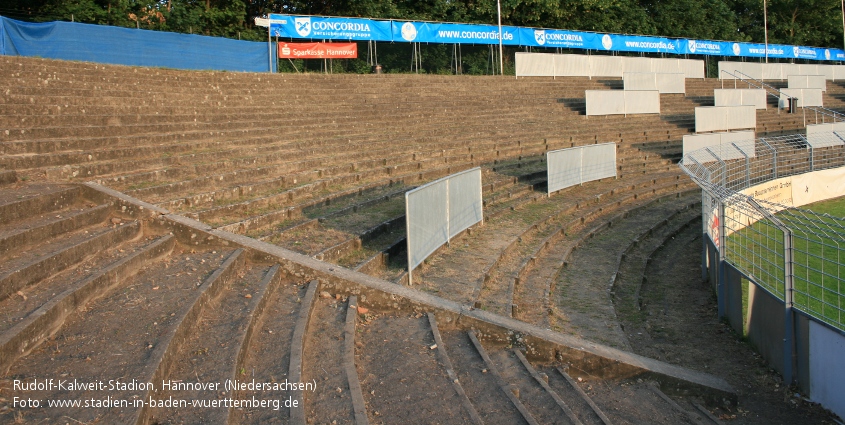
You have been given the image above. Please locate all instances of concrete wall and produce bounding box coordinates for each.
[809,321,845,420]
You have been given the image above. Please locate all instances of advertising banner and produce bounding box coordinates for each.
[603,34,681,54]
[278,42,357,59]
[518,28,601,49]
[392,21,521,45]
[268,14,393,41]
[266,14,845,62]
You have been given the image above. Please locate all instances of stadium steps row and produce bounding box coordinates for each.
[0,182,728,424]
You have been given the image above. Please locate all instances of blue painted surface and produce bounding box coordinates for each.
[1,17,275,72]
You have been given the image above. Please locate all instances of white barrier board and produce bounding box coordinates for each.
[586,90,659,116]
[623,72,685,94]
[720,61,845,81]
[780,88,824,108]
[547,143,616,194]
[682,131,756,161]
[714,89,767,109]
[806,124,845,148]
[515,53,703,78]
[695,106,756,132]
[406,168,483,283]
[788,75,827,91]
[586,90,626,116]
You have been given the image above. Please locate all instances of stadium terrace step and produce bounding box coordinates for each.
[413,170,690,306]
[549,191,701,349]
[146,262,285,424]
[5,55,830,423]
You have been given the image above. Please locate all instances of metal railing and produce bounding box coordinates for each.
[720,69,845,124]
[682,131,845,333]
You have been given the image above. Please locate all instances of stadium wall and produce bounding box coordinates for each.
[705,171,845,419]
[0,16,276,72]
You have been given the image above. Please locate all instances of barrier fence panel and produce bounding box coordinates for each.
[447,169,484,239]
[762,64,784,80]
[788,75,827,91]
[624,72,684,93]
[514,52,556,77]
[695,107,727,132]
[591,55,624,77]
[515,53,704,79]
[652,58,679,74]
[586,90,660,115]
[798,64,820,76]
[547,143,616,194]
[547,148,583,194]
[405,168,483,285]
[819,66,837,80]
[586,91,626,116]
[624,90,661,114]
[623,72,658,91]
[806,123,845,148]
[682,131,756,160]
[695,106,756,132]
[581,143,617,182]
[655,72,686,93]
[556,53,591,77]
[679,59,706,78]
[406,180,449,274]
[714,89,767,109]
[624,56,653,73]
[720,61,845,81]
[726,105,757,131]
[780,88,824,107]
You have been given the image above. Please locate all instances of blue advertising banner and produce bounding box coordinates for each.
[268,14,393,42]
[518,28,601,49]
[601,34,681,53]
[683,39,725,56]
[267,14,845,62]
[392,21,521,45]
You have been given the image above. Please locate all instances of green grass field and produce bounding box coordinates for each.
[726,196,845,332]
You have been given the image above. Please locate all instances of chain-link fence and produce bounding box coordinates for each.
[682,131,845,332]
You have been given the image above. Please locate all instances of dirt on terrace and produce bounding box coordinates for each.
[609,220,838,425]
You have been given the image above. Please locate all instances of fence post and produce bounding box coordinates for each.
[782,227,796,385]
[731,142,751,189]
[750,198,796,385]
[760,138,777,179]
[405,192,413,287]
[717,198,727,318]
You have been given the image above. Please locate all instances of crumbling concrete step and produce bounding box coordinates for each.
[357,314,475,424]
[2,247,238,424]
[440,329,527,424]
[148,262,279,424]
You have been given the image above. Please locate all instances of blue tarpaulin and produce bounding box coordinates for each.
[0,16,276,72]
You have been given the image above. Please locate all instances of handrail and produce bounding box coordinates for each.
[719,69,845,123]
[719,69,789,113]
[732,70,792,100]
[804,105,845,123]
